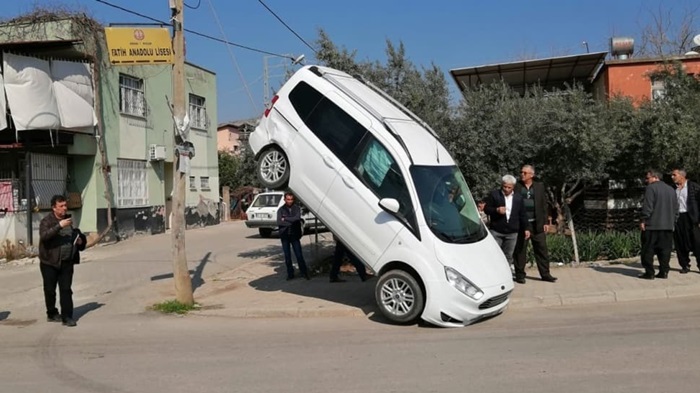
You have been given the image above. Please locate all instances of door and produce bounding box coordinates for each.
[286,82,369,213]
[319,135,412,267]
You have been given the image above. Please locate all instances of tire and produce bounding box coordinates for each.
[256,147,290,190]
[258,228,273,238]
[375,269,425,325]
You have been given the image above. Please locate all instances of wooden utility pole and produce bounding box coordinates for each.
[170,0,194,305]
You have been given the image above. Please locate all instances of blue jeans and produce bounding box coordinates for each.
[281,236,308,278]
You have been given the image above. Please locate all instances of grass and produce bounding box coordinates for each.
[151,300,198,315]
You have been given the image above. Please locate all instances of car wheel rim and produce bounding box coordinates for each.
[380,278,415,317]
[260,150,287,183]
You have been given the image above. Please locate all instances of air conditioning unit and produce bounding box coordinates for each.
[149,144,167,161]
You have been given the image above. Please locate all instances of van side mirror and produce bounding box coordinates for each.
[378,198,400,214]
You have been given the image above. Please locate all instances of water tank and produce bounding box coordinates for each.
[610,37,634,59]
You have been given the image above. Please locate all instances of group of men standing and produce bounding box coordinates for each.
[483,165,557,284]
[639,169,700,279]
[483,165,700,283]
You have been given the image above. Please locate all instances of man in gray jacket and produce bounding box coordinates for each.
[639,170,679,280]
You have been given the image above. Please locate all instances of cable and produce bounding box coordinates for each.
[206,0,259,113]
[256,0,316,54]
[184,0,201,10]
[93,0,294,59]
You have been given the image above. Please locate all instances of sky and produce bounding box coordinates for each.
[1,0,696,123]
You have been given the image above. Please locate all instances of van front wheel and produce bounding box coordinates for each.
[375,270,424,324]
[257,147,289,190]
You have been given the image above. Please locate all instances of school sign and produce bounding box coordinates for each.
[105,27,173,65]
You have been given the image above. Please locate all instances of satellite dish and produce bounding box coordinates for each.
[685,50,700,56]
[693,34,700,47]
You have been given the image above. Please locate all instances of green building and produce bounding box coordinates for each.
[0,14,220,246]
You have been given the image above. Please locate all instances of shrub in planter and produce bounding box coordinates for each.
[603,231,641,260]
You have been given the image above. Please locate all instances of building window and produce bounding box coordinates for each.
[651,79,665,101]
[119,74,146,117]
[200,176,210,191]
[189,94,207,129]
[189,176,197,191]
[117,159,148,207]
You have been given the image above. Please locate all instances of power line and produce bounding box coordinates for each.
[205,0,259,114]
[93,0,295,59]
[256,0,317,55]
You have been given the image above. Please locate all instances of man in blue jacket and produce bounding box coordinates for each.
[485,175,530,272]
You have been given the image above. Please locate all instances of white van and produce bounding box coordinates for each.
[249,65,514,327]
[244,191,322,237]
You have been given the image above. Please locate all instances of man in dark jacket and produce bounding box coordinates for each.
[485,174,530,270]
[39,194,86,327]
[277,192,309,281]
[639,170,680,279]
[513,165,557,284]
[670,168,700,274]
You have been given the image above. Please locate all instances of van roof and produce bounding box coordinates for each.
[306,65,453,167]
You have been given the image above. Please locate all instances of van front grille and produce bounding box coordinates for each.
[478,290,512,310]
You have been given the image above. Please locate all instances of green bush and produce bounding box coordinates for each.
[603,231,641,260]
[524,230,641,265]
[577,231,608,262]
[547,234,574,263]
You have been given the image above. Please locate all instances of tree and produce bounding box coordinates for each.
[635,62,700,175]
[218,150,240,191]
[636,4,700,58]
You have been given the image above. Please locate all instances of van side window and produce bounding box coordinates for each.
[289,82,367,166]
[355,137,414,224]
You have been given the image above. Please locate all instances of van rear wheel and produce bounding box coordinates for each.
[375,269,424,324]
[257,147,289,190]
[258,228,273,238]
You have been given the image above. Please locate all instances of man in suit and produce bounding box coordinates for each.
[670,168,700,274]
[639,169,679,279]
[484,174,530,270]
[513,165,557,283]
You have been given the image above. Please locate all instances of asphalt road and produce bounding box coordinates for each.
[2,296,699,393]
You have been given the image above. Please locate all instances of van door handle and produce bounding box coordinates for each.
[322,156,336,169]
[341,175,354,188]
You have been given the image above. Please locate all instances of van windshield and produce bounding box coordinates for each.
[252,194,282,208]
[410,166,487,244]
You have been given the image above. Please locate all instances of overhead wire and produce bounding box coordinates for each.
[184,0,201,10]
[256,0,317,55]
[93,0,294,59]
[205,0,260,113]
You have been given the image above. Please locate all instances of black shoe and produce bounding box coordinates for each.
[655,272,668,279]
[303,273,311,280]
[638,273,655,280]
[329,277,346,283]
[62,318,77,327]
[541,275,558,283]
[286,275,294,281]
[514,277,526,284]
[680,267,690,274]
[47,314,62,323]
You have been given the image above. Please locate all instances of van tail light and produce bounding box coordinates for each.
[263,95,279,117]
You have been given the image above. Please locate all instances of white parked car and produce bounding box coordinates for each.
[244,191,321,238]
[249,65,513,327]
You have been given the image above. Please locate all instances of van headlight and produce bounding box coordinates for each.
[445,267,484,300]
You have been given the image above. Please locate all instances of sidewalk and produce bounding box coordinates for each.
[186,241,700,319]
